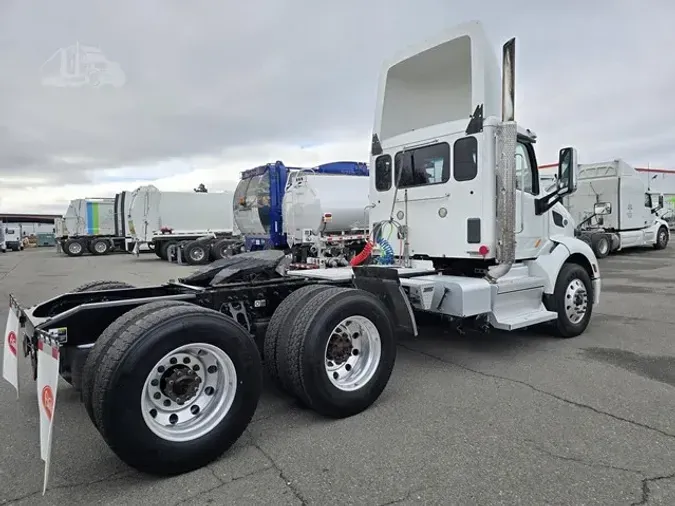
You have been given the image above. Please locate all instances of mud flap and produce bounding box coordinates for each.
[352,266,418,337]
[36,336,60,495]
[2,296,21,396]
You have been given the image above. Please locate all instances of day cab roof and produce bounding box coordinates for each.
[373,20,503,145]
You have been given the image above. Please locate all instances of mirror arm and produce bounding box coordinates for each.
[534,191,562,216]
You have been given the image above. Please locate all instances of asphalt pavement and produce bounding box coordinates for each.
[0,246,674,505]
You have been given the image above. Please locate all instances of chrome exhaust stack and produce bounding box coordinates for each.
[487,37,517,282]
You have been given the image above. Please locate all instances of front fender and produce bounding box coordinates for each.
[526,235,601,301]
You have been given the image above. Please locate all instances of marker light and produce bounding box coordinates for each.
[478,245,489,256]
[438,207,448,218]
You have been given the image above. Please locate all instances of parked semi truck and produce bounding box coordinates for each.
[233,160,370,268]
[562,159,669,257]
[126,185,237,264]
[56,198,132,256]
[2,225,24,251]
[3,21,602,491]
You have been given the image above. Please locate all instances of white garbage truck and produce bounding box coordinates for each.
[56,198,130,256]
[562,159,670,257]
[126,185,237,264]
[3,21,601,490]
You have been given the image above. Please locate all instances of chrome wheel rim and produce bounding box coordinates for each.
[324,315,381,392]
[94,241,107,253]
[564,278,588,324]
[598,239,609,255]
[140,343,237,442]
[190,247,205,262]
[69,242,82,254]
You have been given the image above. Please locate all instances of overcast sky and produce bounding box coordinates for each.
[1,0,674,214]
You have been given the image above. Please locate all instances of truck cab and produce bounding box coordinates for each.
[296,21,601,337]
[4,226,24,251]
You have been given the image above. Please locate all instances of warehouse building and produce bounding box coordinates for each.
[0,213,60,247]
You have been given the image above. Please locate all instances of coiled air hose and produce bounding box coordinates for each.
[376,236,394,265]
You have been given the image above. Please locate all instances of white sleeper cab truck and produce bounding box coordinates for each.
[2,21,601,493]
[563,159,670,258]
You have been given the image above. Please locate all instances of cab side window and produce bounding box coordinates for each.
[375,155,392,191]
[515,142,534,194]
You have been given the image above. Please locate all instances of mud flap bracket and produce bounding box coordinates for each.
[352,266,418,337]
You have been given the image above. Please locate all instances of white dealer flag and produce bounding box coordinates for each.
[36,339,60,495]
[2,302,20,396]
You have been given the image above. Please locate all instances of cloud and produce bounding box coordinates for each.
[1,0,675,214]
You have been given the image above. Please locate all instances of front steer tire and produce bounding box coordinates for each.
[278,287,397,419]
[545,262,594,338]
[90,304,263,476]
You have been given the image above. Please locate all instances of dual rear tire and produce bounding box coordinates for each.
[80,299,262,476]
[74,282,397,475]
[263,285,397,418]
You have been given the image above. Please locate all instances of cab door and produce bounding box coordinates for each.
[515,141,548,259]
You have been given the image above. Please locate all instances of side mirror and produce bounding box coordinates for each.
[659,195,665,208]
[594,202,612,215]
[557,147,578,195]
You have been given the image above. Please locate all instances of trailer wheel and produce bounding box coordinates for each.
[263,284,332,389]
[278,287,396,418]
[91,304,262,475]
[184,241,210,265]
[157,241,176,261]
[81,299,192,429]
[591,234,610,258]
[654,226,669,250]
[546,262,593,338]
[210,238,234,261]
[64,238,85,257]
[91,238,111,256]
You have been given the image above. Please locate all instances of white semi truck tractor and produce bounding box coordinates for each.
[563,159,670,257]
[3,21,602,489]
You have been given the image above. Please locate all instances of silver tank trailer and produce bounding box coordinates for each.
[282,171,370,246]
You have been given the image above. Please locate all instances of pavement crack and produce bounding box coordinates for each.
[247,432,308,505]
[378,486,427,505]
[1,470,132,505]
[170,466,271,506]
[400,344,675,440]
[523,439,643,475]
[631,472,675,505]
